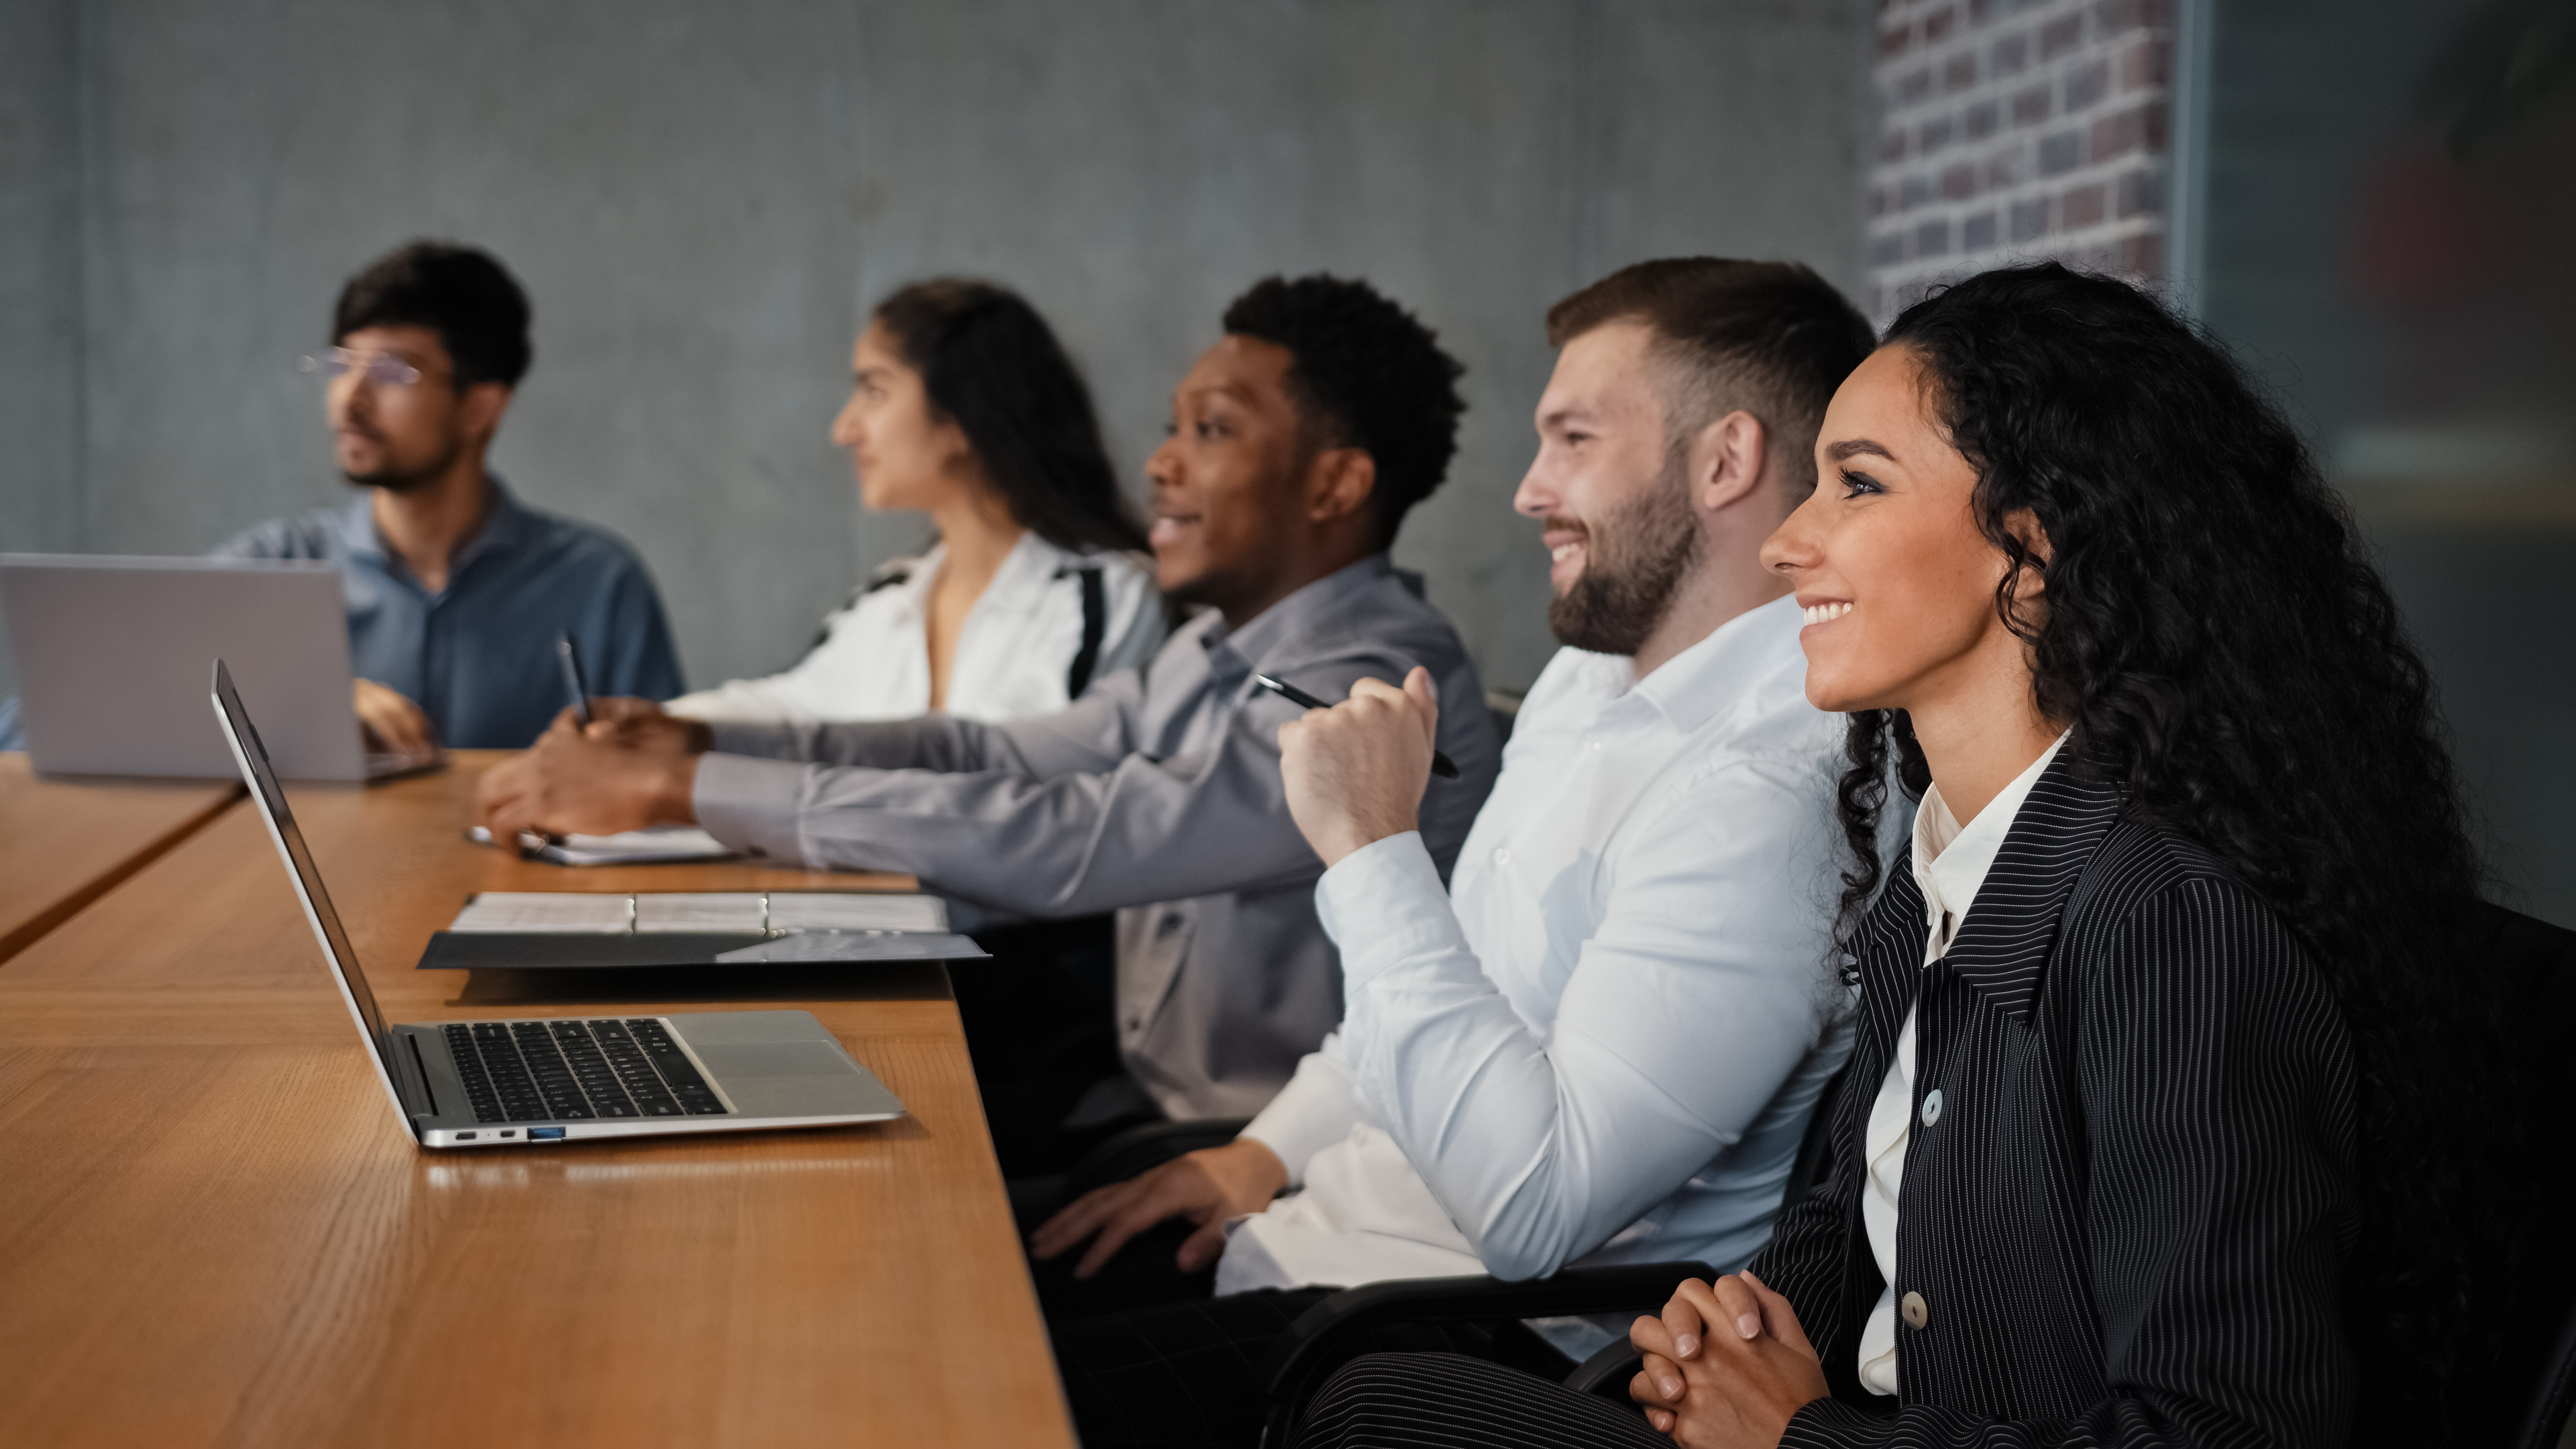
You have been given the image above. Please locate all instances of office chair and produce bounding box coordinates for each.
[1252,1064,1849,1449]
[2479,902,2576,1449]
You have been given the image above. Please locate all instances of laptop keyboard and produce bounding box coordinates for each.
[441,1018,729,1124]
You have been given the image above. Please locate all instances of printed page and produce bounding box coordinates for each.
[765,894,949,934]
[633,893,770,932]
[448,894,636,934]
[546,826,735,865]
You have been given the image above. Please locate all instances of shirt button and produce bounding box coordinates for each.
[1492,847,1510,865]
[1901,1291,1929,1330]
[1125,1015,1141,1033]
[1920,1089,1943,1126]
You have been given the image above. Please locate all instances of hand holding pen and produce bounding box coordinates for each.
[1253,672,1459,778]
[502,635,596,857]
[1270,667,1459,870]
[556,633,592,728]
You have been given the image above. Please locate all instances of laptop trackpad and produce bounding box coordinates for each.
[696,1040,862,1081]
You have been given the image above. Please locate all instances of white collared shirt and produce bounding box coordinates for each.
[1220,594,1854,1350]
[1856,732,2070,1397]
[666,531,1162,726]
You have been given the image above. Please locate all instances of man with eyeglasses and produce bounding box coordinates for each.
[212,240,684,751]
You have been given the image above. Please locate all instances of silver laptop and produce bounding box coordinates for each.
[2,553,437,780]
[212,659,908,1149]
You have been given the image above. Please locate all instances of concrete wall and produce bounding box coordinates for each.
[0,0,85,674]
[0,0,1872,701]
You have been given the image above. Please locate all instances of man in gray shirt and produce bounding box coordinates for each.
[480,275,1502,1157]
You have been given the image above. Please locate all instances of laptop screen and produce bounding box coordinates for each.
[209,661,407,1114]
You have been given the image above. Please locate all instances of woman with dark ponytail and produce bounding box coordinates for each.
[1289,263,2510,1449]
[668,278,1164,725]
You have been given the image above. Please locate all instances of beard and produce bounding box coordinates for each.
[1547,447,1701,657]
[339,429,464,494]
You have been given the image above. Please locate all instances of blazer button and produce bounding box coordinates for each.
[1900,1291,1929,1330]
[1920,1089,1943,1126]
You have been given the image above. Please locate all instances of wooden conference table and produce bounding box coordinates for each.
[0,752,1075,1448]
[0,753,237,964]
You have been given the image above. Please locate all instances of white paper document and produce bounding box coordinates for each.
[464,825,737,866]
[633,894,769,932]
[765,894,949,933]
[445,892,951,936]
[447,893,637,934]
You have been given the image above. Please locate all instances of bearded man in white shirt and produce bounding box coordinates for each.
[1027,258,1880,1449]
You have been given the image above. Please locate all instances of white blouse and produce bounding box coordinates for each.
[665,531,1165,726]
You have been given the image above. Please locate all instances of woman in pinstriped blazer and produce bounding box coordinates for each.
[1291,265,2512,1449]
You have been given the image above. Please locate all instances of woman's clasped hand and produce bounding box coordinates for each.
[1627,1273,1830,1447]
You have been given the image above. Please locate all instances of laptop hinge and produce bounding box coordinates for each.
[396,1030,440,1124]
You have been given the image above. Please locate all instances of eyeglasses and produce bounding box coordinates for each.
[299,348,426,388]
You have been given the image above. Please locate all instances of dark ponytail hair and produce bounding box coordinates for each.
[1831,262,2504,1446]
[871,278,1146,553]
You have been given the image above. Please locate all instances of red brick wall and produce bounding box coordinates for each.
[1870,0,2176,321]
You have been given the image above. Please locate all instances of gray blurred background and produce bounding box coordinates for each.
[3,0,2568,925]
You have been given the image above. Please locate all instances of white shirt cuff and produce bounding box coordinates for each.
[1239,1038,1364,1186]
[1312,830,1469,987]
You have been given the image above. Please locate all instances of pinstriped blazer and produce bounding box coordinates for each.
[1753,750,2361,1448]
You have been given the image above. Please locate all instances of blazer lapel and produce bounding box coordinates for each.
[1807,863,1929,1389]
[1937,751,2129,1022]
[1850,864,1931,1093]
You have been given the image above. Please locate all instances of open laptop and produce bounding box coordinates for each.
[212,659,908,1148]
[1,553,438,780]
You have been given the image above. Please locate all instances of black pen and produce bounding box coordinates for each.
[556,633,592,727]
[1252,673,1460,780]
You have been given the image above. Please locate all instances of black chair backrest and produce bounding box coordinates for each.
[2469,902,2576,1448]
[2517,1293,2576,1449]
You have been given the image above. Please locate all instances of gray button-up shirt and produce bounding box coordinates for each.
[692,553,1503,1119]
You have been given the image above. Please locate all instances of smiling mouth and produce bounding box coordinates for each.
[1801,602,1854,625]
[1148,513,1200,546]
[1550,542,1580,562]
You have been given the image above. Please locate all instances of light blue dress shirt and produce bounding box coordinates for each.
[207,478,685,749]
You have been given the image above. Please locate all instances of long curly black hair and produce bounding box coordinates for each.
[1829,263,2508,1446]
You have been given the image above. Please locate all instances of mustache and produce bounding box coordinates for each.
[1541,515,1591,541]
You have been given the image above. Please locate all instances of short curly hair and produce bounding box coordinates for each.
[1221,275,1466,549]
